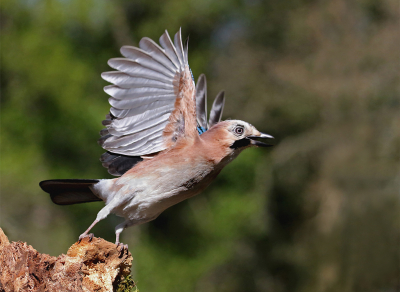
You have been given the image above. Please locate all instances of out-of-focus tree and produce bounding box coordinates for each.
[1,0,398,291]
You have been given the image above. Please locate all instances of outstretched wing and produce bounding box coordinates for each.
[100,29,197,176]
[195,74,226,134]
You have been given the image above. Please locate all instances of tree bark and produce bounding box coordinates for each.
[0,228,135,292]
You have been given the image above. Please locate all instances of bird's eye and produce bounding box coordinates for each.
[234,126,244,135]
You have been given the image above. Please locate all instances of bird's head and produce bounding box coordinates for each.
[205,120,274,156]
[224,120,274,149]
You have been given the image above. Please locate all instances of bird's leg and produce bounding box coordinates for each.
[78,203,114,242]
[115,220,141,251]
[115,221,128,246]
[78,220,99,242]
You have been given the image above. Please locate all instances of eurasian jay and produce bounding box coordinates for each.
[40,29,274,247]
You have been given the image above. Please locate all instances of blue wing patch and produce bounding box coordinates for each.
[189,67,195,83]
[197,126,207,135]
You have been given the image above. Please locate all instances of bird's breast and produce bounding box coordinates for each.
[107,142,231,220]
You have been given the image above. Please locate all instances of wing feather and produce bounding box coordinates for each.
[159,32,181,70]
[110,100,172,119]
[115,51,175,78]
[108,58,173,83]
[174,29,185,68]
[140,37,180,70]
[104,85,174,99]
[120,46,176,75]
[100,152,143,176]
[104,125,165,149]
[107,114,169,137]
[108,94,176,110]
[208,91,225,128]
[111,104,174,128]
[110,135,164,154]
[195,74,207,129]
[183,37,189,65]
[101,72,174,90]
[101,29,198,175]
[107,156,142,176]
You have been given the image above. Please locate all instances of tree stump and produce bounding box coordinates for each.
[0,228,135,292]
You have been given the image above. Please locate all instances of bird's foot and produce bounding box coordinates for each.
[116,242,129,254]
[78,233,94,243]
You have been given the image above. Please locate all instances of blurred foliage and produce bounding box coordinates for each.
[1,0,399,291]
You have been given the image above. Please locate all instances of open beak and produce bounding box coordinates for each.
[248,132,274,147]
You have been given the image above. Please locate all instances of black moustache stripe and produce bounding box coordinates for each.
[230,138,251,149]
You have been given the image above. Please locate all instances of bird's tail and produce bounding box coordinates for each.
[40,179,102,205]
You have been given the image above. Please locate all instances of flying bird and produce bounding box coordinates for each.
[40,29,274,248]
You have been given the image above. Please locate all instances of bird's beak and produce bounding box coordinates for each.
[247,132,275,147]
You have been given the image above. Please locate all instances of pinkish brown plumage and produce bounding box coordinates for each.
[40,29,274,248]
[163,65,198,148]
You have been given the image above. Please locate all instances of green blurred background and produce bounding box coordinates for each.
[1,0,399,291]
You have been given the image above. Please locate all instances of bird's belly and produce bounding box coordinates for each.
[113,164,218,221]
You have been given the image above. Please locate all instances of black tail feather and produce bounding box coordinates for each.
[40,179,101,205]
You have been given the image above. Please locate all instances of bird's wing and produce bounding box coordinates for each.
[195,74,226,134]
[100,29,198,176]
[208,91,225,128]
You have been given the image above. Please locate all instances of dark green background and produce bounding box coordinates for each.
[1,0,399,291]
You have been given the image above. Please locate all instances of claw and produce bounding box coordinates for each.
[78,233,94,243]
[117,242,129,254]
